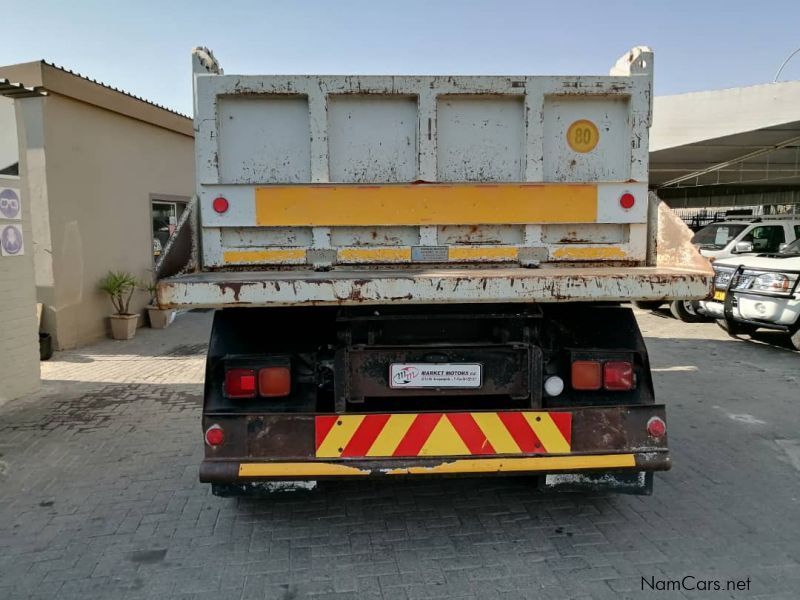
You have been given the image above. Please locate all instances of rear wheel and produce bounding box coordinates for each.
[633,301,663,311]
[716,319,757,337]
[669,300,705,323]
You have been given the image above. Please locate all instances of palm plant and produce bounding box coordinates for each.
[98,271,138,315]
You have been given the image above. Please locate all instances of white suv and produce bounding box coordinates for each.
[699,238,800,350]
[691,218,800,261]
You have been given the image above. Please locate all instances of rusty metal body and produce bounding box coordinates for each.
[159,263,710,308]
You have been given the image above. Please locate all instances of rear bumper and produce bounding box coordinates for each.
[200,451,668,482]
[200,404,669,482]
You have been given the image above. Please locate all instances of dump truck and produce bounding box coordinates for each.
[158,46,713,496]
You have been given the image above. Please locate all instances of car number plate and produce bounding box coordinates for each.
[389,363,482,389]
[713,290,726,301]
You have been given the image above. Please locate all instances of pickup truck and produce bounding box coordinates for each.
[699,238,800,349]
[157,46,712,496]
[638,217,800,322]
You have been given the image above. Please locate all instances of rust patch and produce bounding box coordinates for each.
[216,282,243,302]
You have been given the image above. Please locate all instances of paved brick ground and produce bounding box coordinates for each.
[0,309,798,600]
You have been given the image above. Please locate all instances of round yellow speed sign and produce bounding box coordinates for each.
[567,119,599,153]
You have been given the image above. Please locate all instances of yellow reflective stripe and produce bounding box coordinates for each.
[366,414,416,457]
[524,413,571,454]
[551,246,627,261]
[315,415,365,458]
[387,454,636,475]
[223,249,306,264]
[448,246,518,261]
[418,416,470,456]
[337,247,411,263]
[239,462,369,477]
[236,454,637,477]
[255,183,598,227]
[471,412,521,454]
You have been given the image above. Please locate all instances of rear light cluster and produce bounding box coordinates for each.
[224,366,291,398]
[571,360,634,391]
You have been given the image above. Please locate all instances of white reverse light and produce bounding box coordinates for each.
[544,376,565,397]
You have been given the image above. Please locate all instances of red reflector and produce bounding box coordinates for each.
[212,196,229,213]
[647,416,666,438]
[603,361,634,391]
[571,360,602,391]
[619,193,635,210]
[205,425,224,446]
[259,366,291,397]
[224,368,256,398]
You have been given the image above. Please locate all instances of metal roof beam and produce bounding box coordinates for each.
[658,135,800,188]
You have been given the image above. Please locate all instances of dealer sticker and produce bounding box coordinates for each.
[389,363,482,389]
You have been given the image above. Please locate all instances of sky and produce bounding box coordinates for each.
[3,0,800,116]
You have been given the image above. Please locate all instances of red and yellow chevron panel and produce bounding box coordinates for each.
[315,411,571,458]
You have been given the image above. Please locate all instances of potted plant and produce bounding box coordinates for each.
[143,280,176,329]
[98,271,140,340]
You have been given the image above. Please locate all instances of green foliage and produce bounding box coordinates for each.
[141,269,158,304]
[98,271,139,315]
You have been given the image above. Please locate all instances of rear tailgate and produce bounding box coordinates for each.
[194,48,653,270]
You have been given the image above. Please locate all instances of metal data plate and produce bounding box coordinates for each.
[389,363,482,389]
[411,246,448,262]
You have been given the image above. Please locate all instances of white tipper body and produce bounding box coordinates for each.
[157,47,712,308]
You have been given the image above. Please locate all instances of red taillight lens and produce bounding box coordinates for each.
[212,196,229,213]
[647,416,666,438]
[619,193,635,210]
[571,360,602,390]
[224,368,256,398]
[603,361,634,391]
[259,366,291,397]
[205,424,224,446]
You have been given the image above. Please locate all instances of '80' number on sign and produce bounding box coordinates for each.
[567,120,599,153]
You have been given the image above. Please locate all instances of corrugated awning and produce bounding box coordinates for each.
[0,78,47,99]
[651,121,800,189]
[650,82,800,190]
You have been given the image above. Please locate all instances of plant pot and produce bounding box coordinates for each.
[109,313,139,340]
[148,306,176,329]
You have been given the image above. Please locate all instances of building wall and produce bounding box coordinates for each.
[40,94,194,349]
[0,98,18,172]
[0,138,40,403]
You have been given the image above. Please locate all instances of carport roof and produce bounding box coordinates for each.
[650,81,800,189]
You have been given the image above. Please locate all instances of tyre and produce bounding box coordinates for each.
[716,319,758,337]
[633,301,663,311]
[669,300,706,323]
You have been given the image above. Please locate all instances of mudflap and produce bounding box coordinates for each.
[538,471,653,496]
